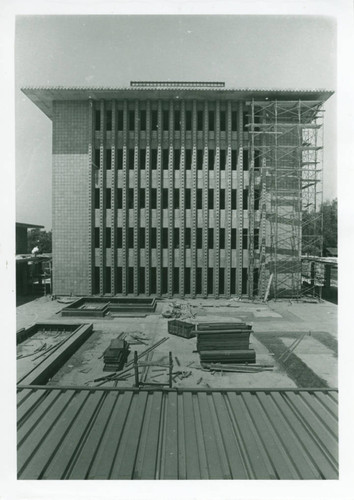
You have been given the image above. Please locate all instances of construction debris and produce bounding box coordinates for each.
[162,310,174,318]
[162,301,196,320]
[126,331,149,345]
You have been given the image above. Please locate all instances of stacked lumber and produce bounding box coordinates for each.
[199,350,256,363]
[196,322,256,365]
[197,322,252,332]
[103,338,129,372]
[196,330,251,350]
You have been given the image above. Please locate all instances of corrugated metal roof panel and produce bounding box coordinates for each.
[17,386,338,480]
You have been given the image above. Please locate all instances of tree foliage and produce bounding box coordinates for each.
[27,228,52,253]
[302,198,337,255]
[321,198,337,250]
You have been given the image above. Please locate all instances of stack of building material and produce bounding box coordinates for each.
[197,322,256,365]
[103,338,129,372]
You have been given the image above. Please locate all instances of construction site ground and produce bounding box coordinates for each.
[16,296,338,390]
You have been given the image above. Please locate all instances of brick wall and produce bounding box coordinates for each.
[53,101,88,154]
[52,101,91,295]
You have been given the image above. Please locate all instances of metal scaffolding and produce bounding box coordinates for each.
[248,99,324,299]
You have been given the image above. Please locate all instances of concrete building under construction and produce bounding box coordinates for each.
[22,82,333,299]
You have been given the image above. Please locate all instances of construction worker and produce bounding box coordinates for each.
[31,243,40,256]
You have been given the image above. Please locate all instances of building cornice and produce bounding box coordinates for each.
[21,86,334,120]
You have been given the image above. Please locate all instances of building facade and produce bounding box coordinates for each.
[23,83,333,299]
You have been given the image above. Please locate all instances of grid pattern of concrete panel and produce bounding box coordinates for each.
[91,98,257,297]
[17,386,338,480]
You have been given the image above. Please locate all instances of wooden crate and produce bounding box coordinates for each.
[168,320,196,339]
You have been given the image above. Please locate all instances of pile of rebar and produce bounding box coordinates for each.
[197,322,256,364]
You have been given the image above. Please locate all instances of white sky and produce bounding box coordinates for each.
[15,14,336,229]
